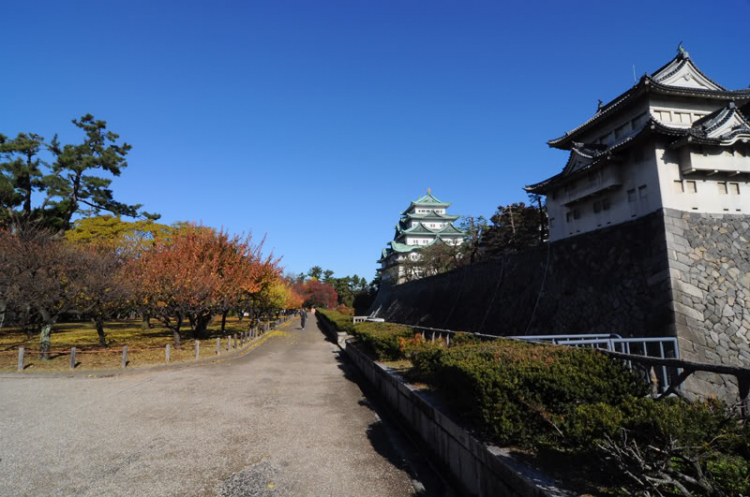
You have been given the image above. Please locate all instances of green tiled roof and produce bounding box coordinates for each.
[405,212,460,221]
[413,192,449,205]
[401,190,451,214]
[389,241,426,253]
[402,222,435,235]
[436,223,465,235]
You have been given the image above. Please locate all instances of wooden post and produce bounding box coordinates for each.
[432,332,435,344]
[233,334,237,349]
[217,338,221,355]
[70,347,76,370]
[18,347,24,372]
[122,346,127,368]
[226,338,230,352]
[446,334,450,347]
[195,340,200,360]
[166,344,171,363]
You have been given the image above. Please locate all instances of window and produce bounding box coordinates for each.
[573,209,581,220]
[627,189,636,202]
[549,217,555,228]
[674,180,684,193]
[615,123,629,139]
[655,110,672,122]
[602,197,611,210]
[566,212,572,223]
[593,200,601,213]
[674,112,691,124]
[730,182,740,195]
[628,189,637,217]
[718,182,728,195]
[686,180,697,193]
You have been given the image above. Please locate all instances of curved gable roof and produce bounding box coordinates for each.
[547,51,750,150]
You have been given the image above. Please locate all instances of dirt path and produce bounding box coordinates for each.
[0,318,419,497]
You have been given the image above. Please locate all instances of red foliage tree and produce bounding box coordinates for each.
[128,225,280,346]
[295,279,339,309]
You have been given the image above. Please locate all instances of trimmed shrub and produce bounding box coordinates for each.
[411,340,648,445]
[317,309,356,334]
[350,322,414,361]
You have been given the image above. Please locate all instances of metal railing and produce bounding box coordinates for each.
[385,322,681,394]
[512,335,682,394]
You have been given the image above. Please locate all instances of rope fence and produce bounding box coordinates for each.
[7,316,291,372]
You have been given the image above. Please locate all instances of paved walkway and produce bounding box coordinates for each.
[0,318,419,497]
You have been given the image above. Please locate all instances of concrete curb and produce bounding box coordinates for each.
[0,319,297,380]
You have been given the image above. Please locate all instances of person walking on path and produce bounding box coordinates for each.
[300,308,308,330]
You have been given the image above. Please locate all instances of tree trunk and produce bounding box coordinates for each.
[172,316,183,348]
[0,299,6,329]
[141,312,151,330]
[237,311,244,323]
[221,310,228,334]
[95,316,107,347]
[40,323,53,360]
[188,314,196,331]
[194,313,212,339]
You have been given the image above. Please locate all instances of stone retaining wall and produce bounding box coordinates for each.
[663,208,750,399]
[370,208,750,402]
[371,211,673,338]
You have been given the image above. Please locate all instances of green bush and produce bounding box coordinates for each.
[321,318,749,495]
[317,310,356,334]
[410,339,648,445]
[349,321,414,361]
[586,397,750,495]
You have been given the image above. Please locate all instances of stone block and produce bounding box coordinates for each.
[673,280,703,299]
[672,301,705,322]
[665,224,685,236]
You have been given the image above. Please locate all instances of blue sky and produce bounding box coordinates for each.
[3,0,749,280]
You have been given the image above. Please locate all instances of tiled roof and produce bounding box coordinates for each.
[547,53,750,150]
[405,212,460,221]
[436,223,465,235]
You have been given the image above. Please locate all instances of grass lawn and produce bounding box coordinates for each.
[0,316,278,373]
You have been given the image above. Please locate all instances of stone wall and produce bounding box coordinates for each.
[663,208,750,399]
[370,208,750,401]
[371,211,674,338]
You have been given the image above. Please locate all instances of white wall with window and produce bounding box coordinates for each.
[656,140,750,215]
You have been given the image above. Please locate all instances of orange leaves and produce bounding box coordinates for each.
[127,224,282,321]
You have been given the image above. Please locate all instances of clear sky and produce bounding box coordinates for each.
[3,0,749,281]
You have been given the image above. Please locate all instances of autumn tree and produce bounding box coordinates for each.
[0,225,93,358]
[65,215,173,253]
[75,246,133,346]
[294,279,338,309]
[129,225,279,346]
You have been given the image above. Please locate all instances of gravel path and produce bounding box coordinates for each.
[0,318,418,497]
